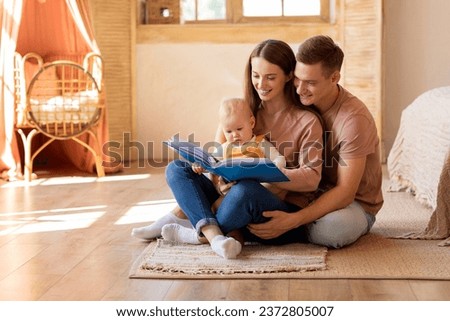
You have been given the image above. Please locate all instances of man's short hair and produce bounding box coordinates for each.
[296,35,344,77]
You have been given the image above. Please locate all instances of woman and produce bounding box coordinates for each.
[133,39,323,259]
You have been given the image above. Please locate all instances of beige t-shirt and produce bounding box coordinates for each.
[320,85,384,215]
[253,104,324,201]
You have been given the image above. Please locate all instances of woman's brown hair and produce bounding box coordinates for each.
[244,39,323,126]
[244,39,299,114]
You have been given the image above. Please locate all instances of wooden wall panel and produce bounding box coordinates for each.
[342,0,383,138]
[89,0,136,158]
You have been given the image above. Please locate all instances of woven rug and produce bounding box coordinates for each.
[130,240,327,279]
[130,182,450,280]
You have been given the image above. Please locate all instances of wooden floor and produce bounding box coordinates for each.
[0,162,449,301]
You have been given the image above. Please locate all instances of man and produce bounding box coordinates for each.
[248,35,384,248]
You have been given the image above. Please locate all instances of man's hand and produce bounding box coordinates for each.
[248,210,300,239]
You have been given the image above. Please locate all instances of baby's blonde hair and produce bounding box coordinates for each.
[219,98,253,120]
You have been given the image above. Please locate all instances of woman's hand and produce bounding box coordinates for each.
[248,210,300,239]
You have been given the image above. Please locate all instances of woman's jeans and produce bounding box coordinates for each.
[165,159,375,248]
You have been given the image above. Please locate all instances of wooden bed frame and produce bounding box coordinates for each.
[13,52,106,181]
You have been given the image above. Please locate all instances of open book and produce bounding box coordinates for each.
[164,138,289,183]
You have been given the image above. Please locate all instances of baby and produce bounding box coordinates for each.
[196,97,286,207]
[160,98,286,256]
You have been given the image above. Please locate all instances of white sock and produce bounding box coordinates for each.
[131,212,192,240]
[211,235,242,259]
[161,223,201,244]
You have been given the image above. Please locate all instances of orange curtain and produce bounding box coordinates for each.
[0,0,23,180]
[16,0,91,57]
[1,0,118,179]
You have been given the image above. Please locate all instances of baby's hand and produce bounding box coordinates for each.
[192,163,205,174]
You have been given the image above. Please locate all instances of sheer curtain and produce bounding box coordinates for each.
[0,0,23,180]
[66,0,117,173]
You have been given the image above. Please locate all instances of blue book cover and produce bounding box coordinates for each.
[164,139,289,183]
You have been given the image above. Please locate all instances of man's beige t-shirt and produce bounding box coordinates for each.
[321,85,384,215]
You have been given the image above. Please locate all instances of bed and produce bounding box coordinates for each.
[387,86,450,209]
[387,86,450,245]
[13,52,106,181]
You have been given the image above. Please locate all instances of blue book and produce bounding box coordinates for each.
[164,139,289,183]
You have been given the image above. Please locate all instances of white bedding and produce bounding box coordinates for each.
[30,90,99,124]
[387,86,450,210]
